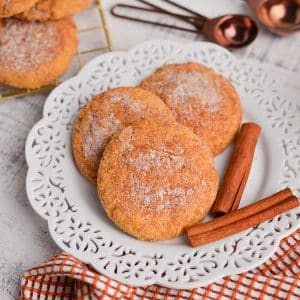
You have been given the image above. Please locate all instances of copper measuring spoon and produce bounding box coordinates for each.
[248,0,300,35]
[111,0,258,48]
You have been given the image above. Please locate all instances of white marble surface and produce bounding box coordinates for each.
[0,0,299,298]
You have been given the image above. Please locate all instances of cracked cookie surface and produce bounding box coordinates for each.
[0,17,77,89]
[72,87,175,185]
[140,62,243,155]
[98,119,218,241]
[17,0,92,21]
[0,0,38,18]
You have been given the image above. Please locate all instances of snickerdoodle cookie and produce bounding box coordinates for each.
[17,0,92,21]
[0,18,77,89]
[98,120,218,241]
[72,87,175,185]
[140,62,243,155]
[0,0,38,18]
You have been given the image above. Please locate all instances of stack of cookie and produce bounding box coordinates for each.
[72,62,243,241]
[0,0,93,89]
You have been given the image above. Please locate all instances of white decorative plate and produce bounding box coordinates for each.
[26,40,300,289]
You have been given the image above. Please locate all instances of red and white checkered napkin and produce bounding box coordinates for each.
[20,229,299,300]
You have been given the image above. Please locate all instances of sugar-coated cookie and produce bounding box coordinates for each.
[0,18,77,89]
[98,120,218,241]
[140,62,243,155]
[72,87,175,185]
[17,0,92,21]
[0,0,38,18]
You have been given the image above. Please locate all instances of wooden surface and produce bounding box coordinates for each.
[0,0,299,298]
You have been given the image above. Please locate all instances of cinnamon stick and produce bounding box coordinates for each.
[187,188,292,237]
[211,123,261,215]
[188,196,298,247]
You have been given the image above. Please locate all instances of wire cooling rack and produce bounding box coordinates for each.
[0,0,112,101]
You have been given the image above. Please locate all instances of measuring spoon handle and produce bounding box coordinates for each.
[136,0,207,27]
[111,2,206,31]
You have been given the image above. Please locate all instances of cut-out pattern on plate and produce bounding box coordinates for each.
[26,41,300,289]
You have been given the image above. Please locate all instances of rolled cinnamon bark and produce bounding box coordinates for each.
[187,188,293,237]
[211,122,261,215]
[188,195,299,247]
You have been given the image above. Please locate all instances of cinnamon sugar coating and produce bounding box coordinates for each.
[72,87,175,185]
[0,18,77,89]
[17,0,92,21]
[98,120,218,241]
[140,62,243,155]
[0,0,38,18]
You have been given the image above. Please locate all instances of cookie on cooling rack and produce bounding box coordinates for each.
[98,119,218,241]
[17,0,93,21]
[72,87,175,185]
[0,0,38,18]
[0,18,77,89]
[140,62,243,155]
